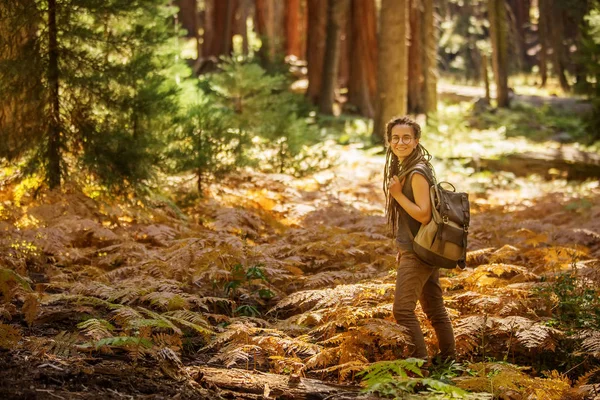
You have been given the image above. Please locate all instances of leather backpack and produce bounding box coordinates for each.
[400,166,470,269]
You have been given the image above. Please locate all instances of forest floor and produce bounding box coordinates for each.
[1,118,600,398]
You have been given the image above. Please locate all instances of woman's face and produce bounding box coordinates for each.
[389,124,418,160]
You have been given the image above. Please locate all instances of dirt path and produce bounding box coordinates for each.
[438,82,593,114]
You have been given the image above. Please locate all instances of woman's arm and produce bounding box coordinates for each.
[389,173,432,224]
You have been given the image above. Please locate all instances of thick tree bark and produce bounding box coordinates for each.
[507,0,531,70]
[407,0,424,114]
[255,0,285,65]
[202,0,237,63]
[482,53,491,104]
[538,0,549,86]
[373,0,409,143]
[423,0,437,114]
[176,0,201,59]
[488,0,510,108]
[232,0,252,55]
[347,0,377,118]
[47,0,61,189]
[285,0,302,58]
[306,0,328,105]
[549,0,570,92]
[318,0,350,115]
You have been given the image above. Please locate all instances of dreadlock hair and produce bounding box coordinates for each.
[382,116,435,236]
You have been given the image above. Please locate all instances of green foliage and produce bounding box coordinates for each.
[538,272,600,332]
[205,57,323,176]
[358,358,472,399]
[0,0,182,190]
[579,3,600,140]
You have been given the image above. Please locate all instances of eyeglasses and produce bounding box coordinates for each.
[390,135,414,145]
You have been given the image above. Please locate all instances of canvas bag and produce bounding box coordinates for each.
[399,166,470,269]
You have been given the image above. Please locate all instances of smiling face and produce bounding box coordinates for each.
[389,124,419,161]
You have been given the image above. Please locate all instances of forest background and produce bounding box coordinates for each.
[1,0,600,399]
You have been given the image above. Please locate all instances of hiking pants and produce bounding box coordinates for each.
[393,250,456,360]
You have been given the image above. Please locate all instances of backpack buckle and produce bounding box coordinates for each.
[463,225,469,232]
[442,216,449,224]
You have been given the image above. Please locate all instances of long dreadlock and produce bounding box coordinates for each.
[382,116,435,236]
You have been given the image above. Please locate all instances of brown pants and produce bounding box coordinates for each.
[393,250,456,360]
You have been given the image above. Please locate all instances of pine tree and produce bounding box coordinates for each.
[0,0,181,191]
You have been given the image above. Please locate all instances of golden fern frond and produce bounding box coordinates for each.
[162,312,214,337]
[515,323,562,351]
[466,247,495,266]
[305,347,340,370]
[311,360,368,382]
[112,306,144,327]
[454,315,494,355]
[580,330,600,357]
[209,343,265,369]
[0,303,17,320]
[269,355,306,375]
[140,291,190,311]
[358,319,411,347]
[77,318,115,340]
[102,265,141,281]
[22,293,39,326]
[0,323,21,349]
[574,366,600,388]
[137,307,182,335]
[495,316,534,333]
[46,294,123,310]
[0,268,32,302]
[201,321,254,351]
[301,271,359,290]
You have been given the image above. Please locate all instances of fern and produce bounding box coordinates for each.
[47,331,80,357]
[0,323,21,349]
[77,318,115,340]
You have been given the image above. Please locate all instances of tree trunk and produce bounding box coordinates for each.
[255,0,285,65]
[538,0,549,86]
[482,53,491,104]
[202,0,237,65]
[176,0,201,59]
[285,0,302,58]
[47,0,61,189]
[488,0,510,108]
[347,0,377,118]
[232,0,252,55]
[306,0,328,104]
[373,0,409,143]
[507,0,531,71]
[318,0,350,115]
[423,0,437,115]
[407,0,424,114]
[549,0,570,92]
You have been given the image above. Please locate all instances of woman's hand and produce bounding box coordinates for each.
[389,176,405,198]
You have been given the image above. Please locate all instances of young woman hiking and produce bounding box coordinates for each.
[383,116,456,362]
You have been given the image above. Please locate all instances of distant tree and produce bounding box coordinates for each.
[423,0,438,115]
[347,0,378,118]
[373,0,409,143]
[255,0,285,65]
[202,0,238,70]
[176,0,201,60]
[319,0,350,115]
[306,0,328,105]
[408,0,425,115]
[506,0,532,71]
[488,0,510,107]
[0,0,180,190]
[285,0,304,59]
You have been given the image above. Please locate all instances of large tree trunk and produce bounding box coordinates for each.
[306,0,328,104]
[538,0,549,86]
[201,0,237,68]
[507,0,531,71]
[232,0,252,55]
[347,0,377,118]
[255,0,285,65]
[176,0,201,59]
[549,0,570,92]
[47,0,61,189]
[373,0,409,143]
[423,0,437,114]
[488,0,510,108]
[407,0,424,114]
[318,0,350,115]
[285,0,302,58]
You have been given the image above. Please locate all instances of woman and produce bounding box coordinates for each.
[383,116,456,361]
